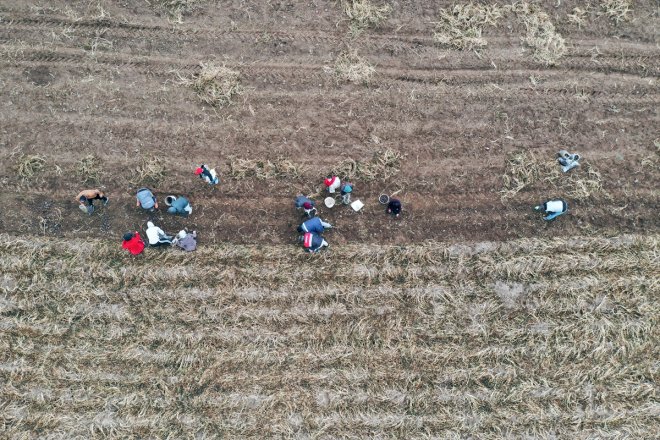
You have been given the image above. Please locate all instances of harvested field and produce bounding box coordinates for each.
[0,0,659,437]
[0,233,658,437]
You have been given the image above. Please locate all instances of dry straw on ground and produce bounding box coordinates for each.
[15,154,46,179]
[512,2,567,65]
[342,0,391,30]
[180,63,242,107]
[600,0,633,23]
[333,50,375,84]
[567,7,588,27]
[75,155,103,184]
[130,157,166,186]
[331,148,402,181]
[0,232,657,437]
[433,3,504,50]
[228,157,303,180]
[433,3,566,64]
[156,0,200,23]
[501,151,603,201]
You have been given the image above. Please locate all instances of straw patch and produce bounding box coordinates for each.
[433,3,504,50]
[333,50,375,84]
[156,0,202,23]
[512,2,567,65]
[342,0,391,30]
[15,154,46,180]
[228,157,303,180]
[75,155,103,184]
[180,63,242,107]
[501,151,603,201]
[600,0,633,23]
[331,148,402,181]
[130,157,166,186]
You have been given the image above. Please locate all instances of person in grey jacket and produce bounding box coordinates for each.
[173,230,197,252]
[136,188,158,212]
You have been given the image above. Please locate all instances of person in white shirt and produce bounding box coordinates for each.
[557,150,580,173]
[145,221,173,246]
[324,175,341,193]
[534,199,568,221]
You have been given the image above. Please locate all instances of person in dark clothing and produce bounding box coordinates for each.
[195,164,219,185]
[387,198,402,217]
[299,232,328,253]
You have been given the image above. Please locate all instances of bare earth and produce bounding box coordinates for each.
[0,0,659,438]
[0,1,658,244]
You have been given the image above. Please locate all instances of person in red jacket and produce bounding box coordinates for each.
[122,231,145,255]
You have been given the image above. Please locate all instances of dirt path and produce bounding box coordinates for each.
[0,1,658,244]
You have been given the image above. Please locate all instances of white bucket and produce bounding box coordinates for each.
[324,197,335,208]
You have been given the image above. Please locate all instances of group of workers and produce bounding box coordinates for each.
[76,150,579,255]
[75,163,219,255]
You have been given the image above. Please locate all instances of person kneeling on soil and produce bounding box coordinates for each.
[145,221,173,247]
[173,230,197,252]
[122,231,145,255]
[136,188,158,212]
[297,216,332,234]
[534,199,568,221]
[324,175,341,194]
[557,150,581,173]
[166,195,193,217]
[340,183,353,205]
[387,198,402,217]
[76,189,108,215]
[195,164,219,185]
[294,195,317,218]
[300,232,328,253]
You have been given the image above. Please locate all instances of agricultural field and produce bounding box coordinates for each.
[0,0,658,438]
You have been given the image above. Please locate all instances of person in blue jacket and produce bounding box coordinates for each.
[297,216,332,234]
[136,188,158,212]
[299,232,328,253]
[166,196,193,217]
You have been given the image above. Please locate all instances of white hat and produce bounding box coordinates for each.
[147,221,155,228]
[177,230,187,239]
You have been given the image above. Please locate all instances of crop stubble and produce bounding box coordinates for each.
[0,233,658,437]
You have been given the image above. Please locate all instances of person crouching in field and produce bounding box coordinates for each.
[534,199,568,221]
[145,221,173,247]
[122,231,145,255]
[299,232,328,253]
[294,195,317,218]
[76,189,108,214]
[297,217,332,234]
[166,196,193,217]
[324,175,341,193]
[387,198,402,217]
[173,230,197,252]
[195,164,219,185]
[136,188,158,212]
